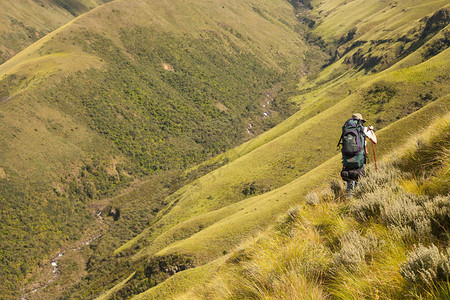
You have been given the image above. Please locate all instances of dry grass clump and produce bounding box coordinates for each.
[330,178,346,202]
[285,205,302,221]
[276,205,303,236]
[227,230,331,299]
[306,191,321,206]
[305,181,344,207]
[400,244,450,287]
[305,179,346,206]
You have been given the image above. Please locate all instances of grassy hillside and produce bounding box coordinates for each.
[0,0,318,298]
[47,0,449,298]
[0,0,109,64]
[118,7,449,260]
[1,0,449,299]
[108,97,448,300]
[114,98,448,300]
[180,112,449,299]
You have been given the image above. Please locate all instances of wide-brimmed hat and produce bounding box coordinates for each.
[352,113,366,122]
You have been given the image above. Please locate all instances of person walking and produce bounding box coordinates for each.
[337,113,377,198]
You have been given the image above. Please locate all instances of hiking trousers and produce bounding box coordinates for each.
[345,164,365,198]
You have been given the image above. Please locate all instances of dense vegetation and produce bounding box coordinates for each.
[0,0,313,298]
[45,28,291,175]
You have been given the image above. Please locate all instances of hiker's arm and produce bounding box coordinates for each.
[364,126,377,144]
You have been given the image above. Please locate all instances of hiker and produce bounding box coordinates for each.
[337,113,377,198]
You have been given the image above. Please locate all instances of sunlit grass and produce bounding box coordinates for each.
[1,0,449,298]
[175,113,449,300]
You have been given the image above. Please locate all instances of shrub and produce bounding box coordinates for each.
[352,182,448,240]
[351,186,391,223]
[350,160,449,240]
[333,230,380,271]
[114,254,194,298]
[439,248,450,280]
[363,81,397,113]
[352,163,402,198]
[383,193,432,239]
[400,244,450,287]
[424,195,450,239]
[423,32,449,58]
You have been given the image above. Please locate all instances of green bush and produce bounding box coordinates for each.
[363,81,397,114]
[114,254,194,299]
[423,30,450,59]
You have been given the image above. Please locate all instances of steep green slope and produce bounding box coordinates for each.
[91,96,447,300]
[0,0,109,64]
[0,0,316,298]
[307,0,450,78]
[82,1,449,298]
[121,16,449,261]
[178,112,449,300]
[192,0,450,169]
[110,58,448,300]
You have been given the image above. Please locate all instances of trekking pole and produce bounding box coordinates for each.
[372,141,378,171]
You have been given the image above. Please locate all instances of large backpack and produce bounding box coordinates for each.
[337,118,366,170]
